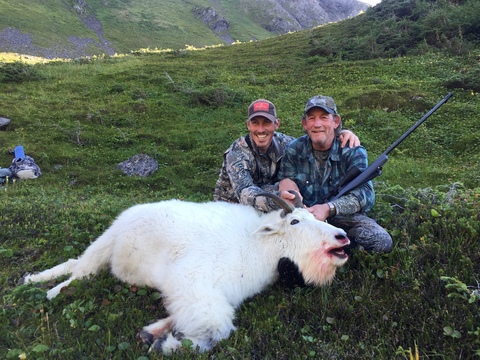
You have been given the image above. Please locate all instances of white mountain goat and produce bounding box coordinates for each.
[23,193,350,355]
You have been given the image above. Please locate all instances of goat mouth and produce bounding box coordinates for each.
[328,246,348,259]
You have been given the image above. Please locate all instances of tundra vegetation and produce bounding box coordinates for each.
[1,0,480,359]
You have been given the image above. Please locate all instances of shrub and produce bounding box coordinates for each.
[443,68,480,92]
[0,62,44,83]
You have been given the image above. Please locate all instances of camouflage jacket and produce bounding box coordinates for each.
[213,132,295,212]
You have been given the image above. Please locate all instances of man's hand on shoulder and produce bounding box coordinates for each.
[339,130,360,148]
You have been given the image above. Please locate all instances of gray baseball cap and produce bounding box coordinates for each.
[304,95,337,115]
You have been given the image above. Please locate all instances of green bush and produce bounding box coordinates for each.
[0,62,44,83]
[443,68,480,92]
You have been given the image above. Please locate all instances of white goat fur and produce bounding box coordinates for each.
[24,199,349,354]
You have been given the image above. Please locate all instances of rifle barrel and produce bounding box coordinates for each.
[384,92,453,155]
[331,92,453,200]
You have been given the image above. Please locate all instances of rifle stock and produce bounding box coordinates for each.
[331,93,453,201]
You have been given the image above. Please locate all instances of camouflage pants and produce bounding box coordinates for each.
[329,213,393,254]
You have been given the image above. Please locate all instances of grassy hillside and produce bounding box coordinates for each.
[2,0,478,59]
[0,1,93,47]
[1,1,479,359]
[0,0,279,57]
[83,0,272,51]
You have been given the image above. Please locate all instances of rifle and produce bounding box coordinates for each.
[331,92,453,201]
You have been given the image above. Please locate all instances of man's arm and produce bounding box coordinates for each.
[339,130,360,148]
[224,148,280,211]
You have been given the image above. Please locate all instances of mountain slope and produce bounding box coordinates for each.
[0,0,368,59]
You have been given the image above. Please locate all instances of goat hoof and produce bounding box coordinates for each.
[173,331,184,341]
[150,334,168,352]
[138,330,154,345]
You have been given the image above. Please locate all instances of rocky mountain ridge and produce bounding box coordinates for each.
[0,0,370,59]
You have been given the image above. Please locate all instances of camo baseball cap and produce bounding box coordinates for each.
[304,95,337,115]
[247,99,277,122]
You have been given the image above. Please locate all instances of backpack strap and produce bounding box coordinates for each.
[245,134,284,182]
[244,134,262,181]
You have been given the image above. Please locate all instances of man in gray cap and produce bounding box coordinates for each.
[279,95,392,254]
[213,98,360,212]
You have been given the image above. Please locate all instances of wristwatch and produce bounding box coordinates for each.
[327,202,337,217]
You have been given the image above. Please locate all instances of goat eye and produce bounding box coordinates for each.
[290,219,299,225]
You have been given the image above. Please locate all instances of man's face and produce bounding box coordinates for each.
[302,107,340,151]
[247,116,279,153]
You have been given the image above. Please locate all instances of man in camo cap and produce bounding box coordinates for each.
[278,95,392,254]
[213,98,360,212]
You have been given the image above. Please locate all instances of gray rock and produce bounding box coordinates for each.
[0,117,11,130]
[194,7,230,33]
[246,0,368,33]
[193,6,234,44]
[116,154,158,177]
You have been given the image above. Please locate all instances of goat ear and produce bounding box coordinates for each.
[254,223,281,235]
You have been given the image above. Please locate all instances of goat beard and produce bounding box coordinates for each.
[299,250,342,286]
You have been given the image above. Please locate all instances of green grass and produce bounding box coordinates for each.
[1,182,479,359]
[0,0,94,46]
[1,4,480,358]
[87,0,224,52]
[0,0,275,56]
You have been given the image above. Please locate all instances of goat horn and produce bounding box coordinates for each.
[287,190,304,209]
[256,191,303,215]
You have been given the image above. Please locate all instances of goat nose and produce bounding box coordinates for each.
[335,234,350,244]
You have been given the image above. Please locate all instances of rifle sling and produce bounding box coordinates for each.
[245,134,283,182]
